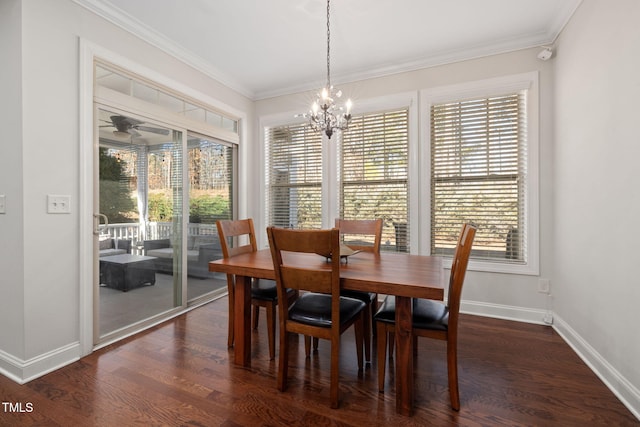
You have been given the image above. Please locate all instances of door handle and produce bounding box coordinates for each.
[94,213,109,236]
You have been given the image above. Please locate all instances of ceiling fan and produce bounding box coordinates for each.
[101,115,170,138]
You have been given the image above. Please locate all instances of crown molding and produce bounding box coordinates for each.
[254,33,550,100]
[73,0,582,102]
[72,0,255,99]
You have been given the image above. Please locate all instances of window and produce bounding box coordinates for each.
[340,109,410,251]
[265,123,323,229]
[425,73,538,273]
[96,63,239,134]
[263,93,416,250]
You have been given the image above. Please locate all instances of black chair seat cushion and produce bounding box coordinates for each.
[250,279,294,301]
[373,296,448,331]
[250,279,277,300]
[289,293,365,328]
[340,289,377,304]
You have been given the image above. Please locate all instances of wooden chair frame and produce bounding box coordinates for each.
[267,226,365,409]
[217,218,294,360]
[376,223,476,411]
[334,218,383,362]
[334,218,383,253]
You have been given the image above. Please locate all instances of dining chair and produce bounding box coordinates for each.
[267,226,365,409]
[374,223,476,411]
[334,218,383,253]
[334,218,383,362]
[216,218,295,360]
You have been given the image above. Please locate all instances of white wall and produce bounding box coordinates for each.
[3,0,638,417]
[553,0,640,415]
[0,0,26,367]
[0,0,253,382]
[254,48,556,324]
[254,8,640,414]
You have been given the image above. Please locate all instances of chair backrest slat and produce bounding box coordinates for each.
[335,218,383,253]
[280,266,332,294]
[268,227,341,303]
[216,219,258,259]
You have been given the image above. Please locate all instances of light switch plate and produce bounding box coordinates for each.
[0,195,5,214]
[47,195,71,214]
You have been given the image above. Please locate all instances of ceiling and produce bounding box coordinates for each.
[76,0,582,100]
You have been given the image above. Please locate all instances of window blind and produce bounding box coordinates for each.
[341,109,410,252]
[266,123,323,229]
[430,92,527,262]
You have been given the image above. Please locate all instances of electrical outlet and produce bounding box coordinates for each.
[47,195,71,214]
[538,278,550,294]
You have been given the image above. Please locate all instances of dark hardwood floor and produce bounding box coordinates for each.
[1,296,637,426]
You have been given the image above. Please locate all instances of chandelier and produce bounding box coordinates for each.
[300,0,352,139]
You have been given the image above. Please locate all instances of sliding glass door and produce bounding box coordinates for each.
[96,108,183,340]
[185,133,234,303]
[91,62,238,347]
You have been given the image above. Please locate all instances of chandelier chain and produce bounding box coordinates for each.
[326,0,331,88]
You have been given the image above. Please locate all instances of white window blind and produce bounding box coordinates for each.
[341,109,410,252]
[430,92,527,262]
[266,123,323,229]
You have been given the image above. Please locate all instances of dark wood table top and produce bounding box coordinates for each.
[210,248,444,300]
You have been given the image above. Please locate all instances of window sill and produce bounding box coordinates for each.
[440,257,539,276]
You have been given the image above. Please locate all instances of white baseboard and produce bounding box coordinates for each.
[0,291,229,384]
[461,299,639,420]
[552,314,640,420]
[461,299,551,325]
[0,343,81,384]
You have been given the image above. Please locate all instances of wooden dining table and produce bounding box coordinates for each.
[209,249,444,416]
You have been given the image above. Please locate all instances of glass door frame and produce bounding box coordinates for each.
[79,40,246,358]
[94,104,189,346]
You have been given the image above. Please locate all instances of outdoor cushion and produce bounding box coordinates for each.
[99,248,127,257]
[146,247,199,262]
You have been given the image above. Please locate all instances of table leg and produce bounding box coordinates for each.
[234,275,252,366]
[395,295,414,415]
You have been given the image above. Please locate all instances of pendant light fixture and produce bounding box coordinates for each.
[300,0,352,139]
